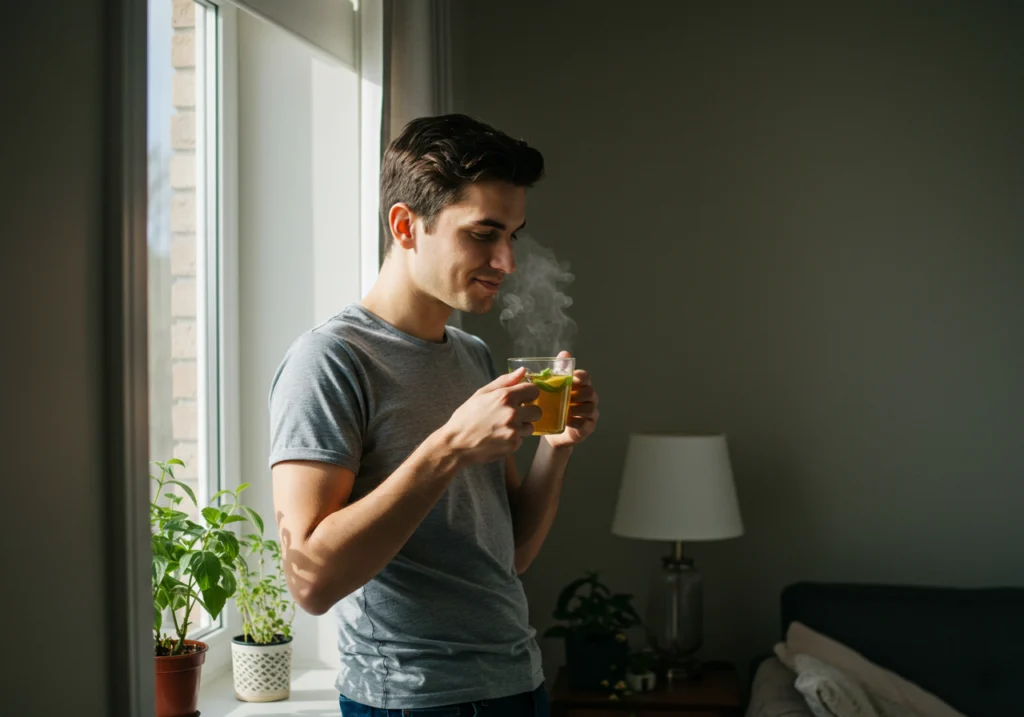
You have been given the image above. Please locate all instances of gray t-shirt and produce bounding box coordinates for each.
[268,304,543,708]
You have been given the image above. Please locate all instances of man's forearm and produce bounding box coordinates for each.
[294,431,463,614]
[510,441,573,572]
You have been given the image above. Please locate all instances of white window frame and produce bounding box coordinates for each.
[195,0,382,681]
[192,0,243,681]
[147,0,233,647]
[187,0,222,642]
[115,0,381,707]
[147,0,242,679]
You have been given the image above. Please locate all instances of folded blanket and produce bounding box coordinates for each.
[786,652,919,717]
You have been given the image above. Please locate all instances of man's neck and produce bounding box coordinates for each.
[360,259,452,344]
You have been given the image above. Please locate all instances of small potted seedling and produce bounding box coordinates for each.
[230,520,296,702]
[625,648,659,692]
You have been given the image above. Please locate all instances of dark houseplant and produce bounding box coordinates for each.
[151,459,261,717]
[544,571,643,691]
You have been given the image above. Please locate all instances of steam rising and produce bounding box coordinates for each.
[499,235,577,357]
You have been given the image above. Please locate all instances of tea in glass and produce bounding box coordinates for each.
[507,357,576,435]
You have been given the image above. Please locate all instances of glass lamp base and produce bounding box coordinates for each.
[647,542,704,680]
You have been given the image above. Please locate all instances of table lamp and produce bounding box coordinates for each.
[611,433,744,680]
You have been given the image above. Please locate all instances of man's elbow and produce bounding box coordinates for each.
[291,579,336,617]
[282,550,340,616]
[300,599,333,617]
[287,564,362,615]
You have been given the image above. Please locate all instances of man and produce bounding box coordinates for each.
[269,114,600,715]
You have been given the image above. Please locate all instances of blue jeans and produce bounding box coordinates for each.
[339,685,550,717]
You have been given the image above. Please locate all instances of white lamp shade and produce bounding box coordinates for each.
[612,433,744,542]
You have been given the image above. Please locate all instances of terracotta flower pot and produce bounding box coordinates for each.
[155,639,208,717]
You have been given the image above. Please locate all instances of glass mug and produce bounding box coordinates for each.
[507,357,576,435]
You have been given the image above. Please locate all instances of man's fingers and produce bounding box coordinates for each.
[568,402,597,418]
[484,367,527,391]
[571,385,596,402]
[505,381,540,404]
[516,404,543,424]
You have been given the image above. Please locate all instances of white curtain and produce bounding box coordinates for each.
[382,0,457,320]
[383,0,453,145]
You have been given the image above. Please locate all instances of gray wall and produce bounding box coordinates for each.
[237,9,362,667]
[451,0,1024,678]
[3,3,114,715]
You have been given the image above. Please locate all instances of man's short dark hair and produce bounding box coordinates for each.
[379,114,545,254]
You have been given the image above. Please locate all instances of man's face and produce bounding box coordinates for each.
[409,180,526,314]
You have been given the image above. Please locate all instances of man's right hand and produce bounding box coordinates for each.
[441,367,541,466]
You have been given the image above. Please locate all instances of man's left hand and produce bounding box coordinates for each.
[543,350,600,449]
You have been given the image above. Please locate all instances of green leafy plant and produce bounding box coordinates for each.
[150,459,262,656]
[234,523,295,645]
[543,570,643,641]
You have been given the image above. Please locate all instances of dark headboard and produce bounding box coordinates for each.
[779,581,1024,717]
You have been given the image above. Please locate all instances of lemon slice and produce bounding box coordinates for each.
[531,374,571,393]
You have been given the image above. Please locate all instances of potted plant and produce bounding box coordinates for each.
[230,520,296,702]
[543,571,643,691]
[151,459,260,717]
[625,647,659,692]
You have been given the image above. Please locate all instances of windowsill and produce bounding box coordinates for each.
[198,667,338,717]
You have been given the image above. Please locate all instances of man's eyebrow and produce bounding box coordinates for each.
[469,218,528,233]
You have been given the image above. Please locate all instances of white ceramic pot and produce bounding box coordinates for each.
[230,635,293,702]
[626,670,657,692]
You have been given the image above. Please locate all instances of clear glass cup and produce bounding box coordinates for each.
[507,356,576,435]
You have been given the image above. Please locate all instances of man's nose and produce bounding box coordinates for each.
[491,236,516,274]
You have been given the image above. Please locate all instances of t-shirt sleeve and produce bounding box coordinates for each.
[268,331,365,473]
[472,334,499,381]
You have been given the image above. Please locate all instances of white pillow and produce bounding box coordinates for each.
[782,622,966,717]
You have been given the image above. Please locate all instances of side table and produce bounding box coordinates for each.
[549,662,743,717]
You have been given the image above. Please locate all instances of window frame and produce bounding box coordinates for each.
[187,0,223,641]
[147,0,241,677]
[139,0,382,690]
[107,0,154,713]
[100,0,242,707]
[191,0,243,678]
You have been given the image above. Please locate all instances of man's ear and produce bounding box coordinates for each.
[388,203,416,251]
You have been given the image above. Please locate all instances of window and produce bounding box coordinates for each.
[144,0,380,673]
[148,0,222,637]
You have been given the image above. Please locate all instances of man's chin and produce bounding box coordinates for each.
[454,294,495,315]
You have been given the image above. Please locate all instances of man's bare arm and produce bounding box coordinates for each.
[505,441,573,574]
[505,364,600,573]
[273,432,461,615]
